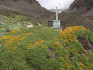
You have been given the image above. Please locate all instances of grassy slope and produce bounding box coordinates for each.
[0,13,34,39]
[0,26,93,70]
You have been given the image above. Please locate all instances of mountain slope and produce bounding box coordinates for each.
[59,12,93,31]
[0,0,51,24]
[69,0,93,16]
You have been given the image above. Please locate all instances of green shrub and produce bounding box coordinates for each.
[0,26,93,70]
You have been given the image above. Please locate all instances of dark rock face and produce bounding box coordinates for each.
[78,35,93,50]
[69,0,93,16]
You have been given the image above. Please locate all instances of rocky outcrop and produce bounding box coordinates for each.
[69,0,93,16]
[0,0,51,24]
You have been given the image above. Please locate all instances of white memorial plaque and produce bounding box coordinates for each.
[53,20,60,28]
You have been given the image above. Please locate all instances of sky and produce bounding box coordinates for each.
[36,0,75,10]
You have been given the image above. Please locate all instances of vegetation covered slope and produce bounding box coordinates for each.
[0,13,34,39]
[0,26,93,70]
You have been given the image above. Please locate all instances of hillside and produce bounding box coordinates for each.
[0,13,35,40]
[0,26,93,70]
[59,0,93,31]
[0,0,52,24]
[0,0,93,70]
[59,12,93,31]
[69,0,93,16]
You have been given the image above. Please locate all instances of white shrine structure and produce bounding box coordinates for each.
[53,7,62,29]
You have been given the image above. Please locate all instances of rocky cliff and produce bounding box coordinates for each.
[0,0,51,23]
[69,0,93,16]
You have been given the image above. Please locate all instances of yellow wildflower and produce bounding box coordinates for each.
[25,33,31,35]
[11,46,17,50]
[60,45,63,47]
[26,45,30,49]
[66,64,69,68]
[91,64,93,66]
[79,67,82,70]
[73,52,76,54]
[8,37,18,44]
[41,45,43,47]
[20,36,25,40]
[11,30,16,33]
[1,35,10,40]
[79,63,85,67]
[6,46,9,49]
[30,44,33,46]
[53,42,58,46]
[61,39,63,40]
[40,40,44,43]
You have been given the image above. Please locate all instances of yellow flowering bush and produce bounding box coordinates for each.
[1,35,11,40]
[59,26,87,41]
[0,26,93,70]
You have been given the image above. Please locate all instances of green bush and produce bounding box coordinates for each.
[0,26,93,70]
